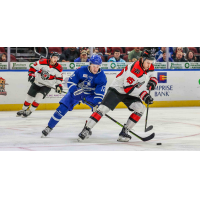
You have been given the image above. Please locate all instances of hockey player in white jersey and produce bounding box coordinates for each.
[78,49,158,142]
[16,52,63,118]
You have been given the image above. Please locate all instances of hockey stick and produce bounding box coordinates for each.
[144,87,153,132]
[34,47,48,59]
[38,82,69,93]
[38,82,155,142]
[83,99,155,142]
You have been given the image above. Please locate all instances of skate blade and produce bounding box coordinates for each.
[117,136,130,142]
[77,137,83,142]
[41,135,47,138]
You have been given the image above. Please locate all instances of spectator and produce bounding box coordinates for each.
[157,51,174,62]
[108,50,125,62]
[93,48,103,56]
[128,47,142,62]
[131,58,138,62]
[79,47,90,56]
[172,47,188,59]
[95,47,112,62]
[0,53,7,62]
[155,47,166,60]
[60,47,80,62]
[157,47,174,57]
[185,50,197,62]
[174,51,187,62]
[74,50,90,62]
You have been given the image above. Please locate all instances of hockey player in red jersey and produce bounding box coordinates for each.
[16,52,63,118]
[78,49,158,142]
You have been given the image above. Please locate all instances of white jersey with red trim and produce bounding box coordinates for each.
[110,61,158,99]
[29,58,63,87]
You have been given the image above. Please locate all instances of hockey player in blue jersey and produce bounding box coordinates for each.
[41,54,107,137]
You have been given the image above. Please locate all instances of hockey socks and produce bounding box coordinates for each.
[126,112,142,130]
[30,101,39,112]
[48,104,68,129]
[22,94,35,110]
[87,110,103,129]
[22,101,31,110]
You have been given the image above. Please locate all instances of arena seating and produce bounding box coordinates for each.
[48,47,62,54]
[188,47,197,53]
[0,47,5,52]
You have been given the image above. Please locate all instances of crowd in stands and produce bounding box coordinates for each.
[0,47,200,63]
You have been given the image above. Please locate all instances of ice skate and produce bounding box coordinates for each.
[117,124,132,142]
[41,126,52,138]
[22,110,32,118]
[16,110,25,117]
[77,125,92,142]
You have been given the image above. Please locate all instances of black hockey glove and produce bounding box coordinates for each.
[140,91,154,105]
[55,85,63,94]
[147,77,158,91]
[28,73,35,83]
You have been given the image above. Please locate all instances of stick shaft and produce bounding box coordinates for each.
[145,87,151,131]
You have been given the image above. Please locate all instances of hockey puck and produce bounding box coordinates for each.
[156,143,162,145]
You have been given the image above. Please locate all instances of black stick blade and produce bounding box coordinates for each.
[142,133,155,142]
[145,125,153,132]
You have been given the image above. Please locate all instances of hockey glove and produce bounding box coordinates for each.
[140,91,154,104]
[55,85,63,94]
[91,98,102,112]
[72,88,84,101]
[28,73,35,83]
[147,77,158,91]
[93,103,101,112]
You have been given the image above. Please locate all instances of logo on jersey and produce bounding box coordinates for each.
[136,81,145,88]
[83,74,88,78]
[33,62,37,66]
[133,68,141,74]
[41,71,50,80]
[0,77,8,96]
[157,72,167,83]
[127,77,135,84]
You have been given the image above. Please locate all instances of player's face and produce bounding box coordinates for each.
[50,56,59,65]
[143,59,154,70]
[90,64,100,74]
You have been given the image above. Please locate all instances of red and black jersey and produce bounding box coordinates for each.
[29,58,63,88]
[110,61,157,100]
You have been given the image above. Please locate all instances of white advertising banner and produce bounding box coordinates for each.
[0,62,199,70]
[0,62,8,69]
[1,70,200,106]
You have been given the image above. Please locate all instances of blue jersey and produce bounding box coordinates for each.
[67,66,107,108]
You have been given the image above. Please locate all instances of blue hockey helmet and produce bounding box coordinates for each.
[90,54,102,66]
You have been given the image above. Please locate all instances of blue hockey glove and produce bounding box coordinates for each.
[72,88,84,101]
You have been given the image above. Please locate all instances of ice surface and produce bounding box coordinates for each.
[0,107,200,151]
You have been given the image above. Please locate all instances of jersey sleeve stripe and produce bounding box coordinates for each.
[94,92,104,97]
[94,96,103,100]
